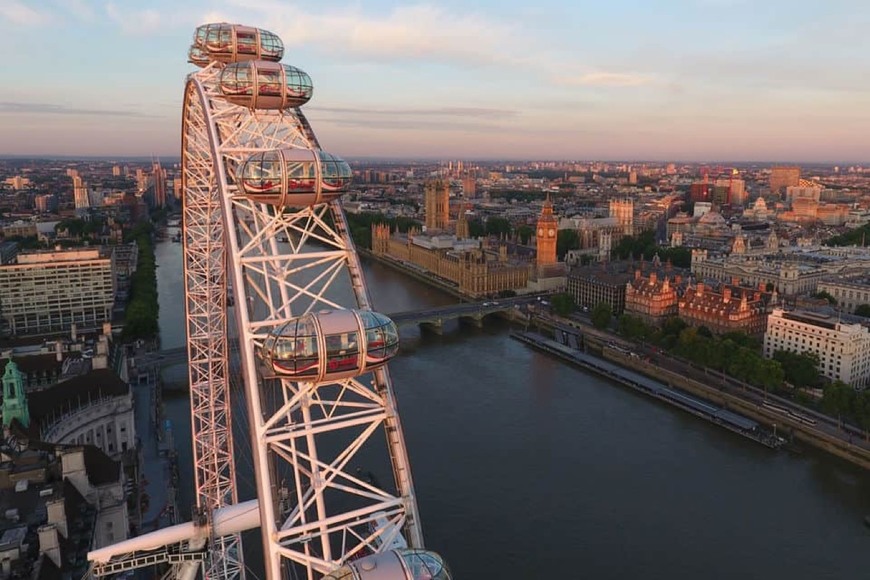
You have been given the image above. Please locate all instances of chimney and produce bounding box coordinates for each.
[60,448,90,499]
[55,341,63,363]
[70,323,77,342]
[635,269,641,280]
[723,287,732,303]
[649,272,657,285]
[103,321,112,337]
[696,282,704,295]
[38,525,61,568]
[731,276,740,286]
[46,499,68,538]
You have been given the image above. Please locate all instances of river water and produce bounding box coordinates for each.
[155,238,870,579]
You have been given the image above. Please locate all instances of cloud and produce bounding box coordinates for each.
[0,0,50,25]
[60,0,96,22]
[0,101,156,118]
[309,106,519,120]
[208,0,519,66]
[554,72,654,88]
[105,1,162,35]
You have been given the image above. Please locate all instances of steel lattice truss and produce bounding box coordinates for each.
[182,68,244,580]
[182,65,422,579]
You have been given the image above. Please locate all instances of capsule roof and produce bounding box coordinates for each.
[236,148,353,208]
[324,550,451,580]
[189,23,284,67]
[219,61,313,110]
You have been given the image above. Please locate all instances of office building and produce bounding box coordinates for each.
[769,166,801,195]
[0,248,115,336]
[764,308,870,388]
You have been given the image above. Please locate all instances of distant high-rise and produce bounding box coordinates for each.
[769,166,801,196]
[3,176,30,190]
[35,194,57,213]
[72,175,90,209]
[152,161,167,208]
[135,168,148,194]
[462,175,476,198]
[112,165,122,177]
[424,179,449,231]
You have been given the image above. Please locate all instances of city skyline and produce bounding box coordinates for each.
[1,0,869,162]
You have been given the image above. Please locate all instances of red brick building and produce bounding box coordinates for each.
[678,282,768,336]
[625,270,680,324]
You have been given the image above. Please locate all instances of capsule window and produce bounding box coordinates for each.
[241,152,283,195]
[258,68,282,96]
[260,31,283,59]
[237,30,257,54]
[286,161,317,193]
[325,331,360,373]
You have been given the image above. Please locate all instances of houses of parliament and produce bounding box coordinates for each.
[371,179,565,297]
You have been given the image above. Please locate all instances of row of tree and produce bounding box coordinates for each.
[824,223,870,247]
[610,230,692,268]
[821,381,870,430]
[122,222,159,340]
[613,313,870,430]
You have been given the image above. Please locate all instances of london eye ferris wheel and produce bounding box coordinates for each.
[87,22,450,580]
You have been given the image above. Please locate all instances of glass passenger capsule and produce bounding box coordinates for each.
[236,148,353,207]
[219,61,313,109]
[324,550,451,580]
[259,309,399,382]
[189,23,283,67]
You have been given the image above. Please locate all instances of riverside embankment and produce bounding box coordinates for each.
[530,314,870,471]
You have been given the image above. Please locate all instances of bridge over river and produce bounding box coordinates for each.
[140,295,542,370]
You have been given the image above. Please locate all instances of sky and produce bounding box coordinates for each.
[0,0,868,162]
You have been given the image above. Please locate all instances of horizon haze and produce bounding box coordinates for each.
[1,0,868,162]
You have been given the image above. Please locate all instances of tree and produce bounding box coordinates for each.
[516,225,534,245]
[773,350,820,389]
[551,293,575,317]
[812,290,837,305]
[855,304,870,318]
[821,381,855,422]
[556,229,580,260]
[468,218,486,239]
[485,217,512,237]
[591,302,612,329]
[618,314,651,341]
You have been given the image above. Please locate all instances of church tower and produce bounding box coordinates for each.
[536,194,558,267]
[2,360,29,428]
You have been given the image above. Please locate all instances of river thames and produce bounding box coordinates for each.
[155,237,870,579]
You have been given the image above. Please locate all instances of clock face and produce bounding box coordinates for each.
[538,228,544,236]
[548,229,555,236]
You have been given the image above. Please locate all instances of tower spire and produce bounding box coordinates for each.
[2,360,29,428]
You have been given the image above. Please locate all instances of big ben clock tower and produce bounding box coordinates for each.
[536,194,558,267]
